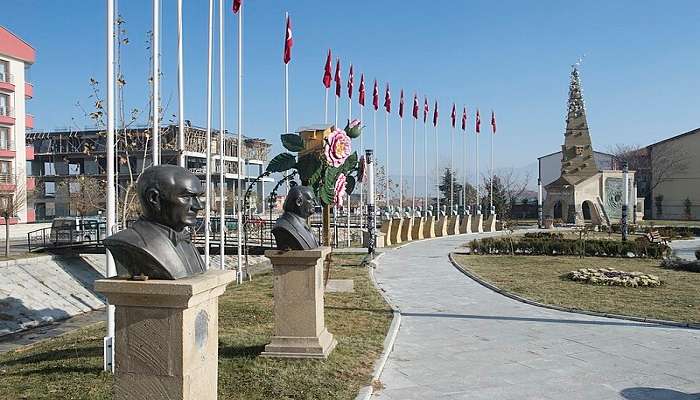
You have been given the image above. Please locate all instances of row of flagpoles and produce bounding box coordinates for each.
[320,48,498,214]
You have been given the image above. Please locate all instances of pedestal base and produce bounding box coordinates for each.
[389,218,403,244]
[263,247,337,360]
[379,220,393,246]
[485,214,497,232]
[459,215,472,234]
[411,217,424,239]
[362,230,385,248]
[435,217,448,237]
[95,270,235,400]
[471,214,484,233]
[423,218,435,238]
[447,216,459,235]
[261,328,337,359]
[400,217,413,242]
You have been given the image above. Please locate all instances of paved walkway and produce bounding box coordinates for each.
[373,233,700,400]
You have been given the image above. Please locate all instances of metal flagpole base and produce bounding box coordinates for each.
[103,336,114,372]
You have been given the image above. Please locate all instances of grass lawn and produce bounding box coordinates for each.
[0,254,392,400]
[452,254,700,324]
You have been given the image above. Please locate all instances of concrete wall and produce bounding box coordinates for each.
[0,255,105,337]
[650,131,700,220]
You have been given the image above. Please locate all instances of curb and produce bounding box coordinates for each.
[447,252,700,330]
[355,251,402,400]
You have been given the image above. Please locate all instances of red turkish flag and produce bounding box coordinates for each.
[384,84,391,113]
[322,49,332,89]
[372,80,379,111]
[359,74,366,106]
[476,109,481,134]
[491,110,497,134]
[412,94,419,119]
[461,107,467,131]
[232,0,241,14]
[399,90,404,118]
[450,103,456,128]
[347,65,354,99]
[334,59,341,98]
[283,15,293,64]
[423,97,429,123]
[433,101,439,127]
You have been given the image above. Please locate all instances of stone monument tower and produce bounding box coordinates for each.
[544,64,637,226]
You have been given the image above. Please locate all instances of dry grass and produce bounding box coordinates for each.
[0,254,392,400]
[453,254,700,324]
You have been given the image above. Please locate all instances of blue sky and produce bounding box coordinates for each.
[3,0,700,188]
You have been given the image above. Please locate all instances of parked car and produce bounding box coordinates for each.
[49,216,106,245]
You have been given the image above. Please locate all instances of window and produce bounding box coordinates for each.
[0,60,8,83]
[45,182,56,197]
[0,94,9,116]
[0,127,9,150]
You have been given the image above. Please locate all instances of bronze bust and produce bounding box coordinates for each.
[271,186,320,250]
[104,165,207,280]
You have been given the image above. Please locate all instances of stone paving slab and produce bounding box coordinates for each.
[372,232,700,399]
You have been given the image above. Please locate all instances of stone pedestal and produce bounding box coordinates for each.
[447,216,459,235]
[435,217,448,237]
[262,247,337,359]
[400,217,413,242]
[484,214,497,232]
[471,213,484,233]
[362,230,385,248]
[94,270,235,400]
[411,217,424,239]
[423,217,435,238]
[389,218,403,244]
[459,215,472,234]
[379,220,393,246]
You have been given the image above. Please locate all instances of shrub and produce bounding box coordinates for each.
[660,259,700,273]
[469,236,669,259]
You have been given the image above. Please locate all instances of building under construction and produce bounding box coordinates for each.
[26,124,272,221]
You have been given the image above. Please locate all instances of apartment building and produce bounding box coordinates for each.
[0,26,36,223]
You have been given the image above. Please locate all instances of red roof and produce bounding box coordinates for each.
[0,26,35,64]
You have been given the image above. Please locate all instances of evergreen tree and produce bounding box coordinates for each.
[482,175,510,217]
[438,168,464,209]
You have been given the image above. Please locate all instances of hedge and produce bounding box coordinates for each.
[469,236,670,259]
[660,259,700,273]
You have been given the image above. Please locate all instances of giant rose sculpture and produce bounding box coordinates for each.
[265,119,363,207]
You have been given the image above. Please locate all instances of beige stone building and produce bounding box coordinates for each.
[645,128,700,220]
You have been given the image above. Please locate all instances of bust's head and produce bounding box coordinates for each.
[137,165,205,232]
[283,186,317,219]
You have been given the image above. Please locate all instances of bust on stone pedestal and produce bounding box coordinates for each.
[104,165,206,280]
[271,185,320,250]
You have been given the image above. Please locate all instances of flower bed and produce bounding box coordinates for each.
[568,268,661,287]
[468,236,670,259]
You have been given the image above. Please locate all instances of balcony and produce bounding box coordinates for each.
[25,144,33,160]
[25,113,34,129]
[26,176,35,191]
[0,140,14,158]
[24,82,32,99]
[0,106,14,125]
[0,174,15,192]
[0,73,14,93]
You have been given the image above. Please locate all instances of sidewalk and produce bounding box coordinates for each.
[372,233,700,399]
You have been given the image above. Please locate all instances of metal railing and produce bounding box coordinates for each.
[27,221,107,252]
[0,174,14,184]
[0,73,14,84]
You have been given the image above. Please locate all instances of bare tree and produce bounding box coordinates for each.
[0,183,27,257]
[481,168,530,218]
[609,143,690,195]
[58,176,107,217]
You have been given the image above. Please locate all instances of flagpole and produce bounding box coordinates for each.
[435,120,439,214]
[450,120,454,212]
[236,1,244,284]
[177,0,185,167]
[399,115,403,210]
[412,114,416,213]
[385,111,389,208]
[283,13,290,195]
[476,130,480,214]
[204,0,214,268]
[359,105,364,230]
[218,0,226,271]
[490,121,494,213]
[152,0,160,165]
[346,75,351,247]
[104,0,116,372]
[463,109,467,208]
[423,112,428,213]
